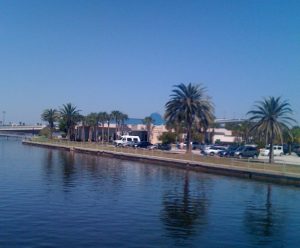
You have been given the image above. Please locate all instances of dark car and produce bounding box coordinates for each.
[218,146,239,157]
[192,141,203,150]
[234,146,259,158]
[157,143,172,151]
[135,141,153,149]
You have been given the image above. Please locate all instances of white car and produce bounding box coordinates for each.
[114,135,141,147]
[261,145,284,156]
[203,146,226,156]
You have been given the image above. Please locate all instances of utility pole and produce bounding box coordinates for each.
[2,111,5,126]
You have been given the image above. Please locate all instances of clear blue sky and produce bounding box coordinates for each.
[0,0,299,124]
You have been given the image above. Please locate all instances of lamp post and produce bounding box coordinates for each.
[2,111,6,126]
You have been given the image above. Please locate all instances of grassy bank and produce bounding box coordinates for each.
[25,137,300,177]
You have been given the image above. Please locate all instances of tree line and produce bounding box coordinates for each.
[41,103,155,143]
[42,83,298,164]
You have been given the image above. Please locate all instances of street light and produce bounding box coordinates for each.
[2,111,5,126]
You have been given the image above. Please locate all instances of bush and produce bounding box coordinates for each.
[158,132,176,144]
[39,127,51,138]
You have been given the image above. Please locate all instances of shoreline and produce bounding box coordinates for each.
[22,140,300,186]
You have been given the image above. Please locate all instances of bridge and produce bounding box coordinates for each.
[0,125,46,136]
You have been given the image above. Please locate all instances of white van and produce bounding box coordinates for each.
[114,135,141,146]
[261,145,284,156]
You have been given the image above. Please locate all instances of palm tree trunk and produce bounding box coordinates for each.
[81,125,85,142]
[50,127,53,139]
[95,125,98,143]
[269,134,274,163]
[101,124,104,144]
[88,126,93,142]
[186,123,192,153]
[107,123,110,143]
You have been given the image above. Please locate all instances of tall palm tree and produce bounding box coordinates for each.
[247,96,295,163]
[41,108,59,139]
[59,103,81,140]
[120,113,128,135]
[165,83,214,153]
[80,115,87,142]
[143,116,155,142]
[86,112,99,142]
[106,113,112,143]
[111,110,123,139]
[98,111,109,143]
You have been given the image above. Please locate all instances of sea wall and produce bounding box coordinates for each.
[22,140,300,186]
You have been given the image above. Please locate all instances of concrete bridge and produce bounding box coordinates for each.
[0,125,46,136]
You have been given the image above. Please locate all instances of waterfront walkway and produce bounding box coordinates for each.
[23,138,300,186]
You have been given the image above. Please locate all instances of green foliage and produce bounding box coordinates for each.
[86,112,99,126]
[39,127,51,138]
[247,96,295,163]
[143,116,154,141]
[158,132,176,144]
[59,103,81,140]
[291,126,300,143]
[165,83,214,152]
[41,108,59,129]
[41,108,59,139]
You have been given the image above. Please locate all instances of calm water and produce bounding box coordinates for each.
[0,139,300,247]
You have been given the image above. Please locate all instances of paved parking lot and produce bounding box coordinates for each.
[177,148,300,166]
[258,153,300,165]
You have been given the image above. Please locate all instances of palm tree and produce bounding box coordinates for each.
[86,112,99,142]
[111,110,123,139]
[143,116,155,142]
[59,103,81,140]
[106,113,112,143]
[41,108,59,139]
[165,83,214,153]
[120,113,128,135]
[98,112,109,143]
[80,115,87,142]
[247,97,295,163]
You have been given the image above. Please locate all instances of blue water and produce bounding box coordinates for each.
[0,138,300,247]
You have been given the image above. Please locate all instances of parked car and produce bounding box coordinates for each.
[192,141,203,150]
[120,141,137,147]
[203,146,226,156]
[261,145,284,156]
[135,141,154,149]
[292,144,300,154]
[234,146,259,158]
[218,146,239,157]
[114,135,141,147]
[157,143,172,151]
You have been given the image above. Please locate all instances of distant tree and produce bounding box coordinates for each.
[106,113,112,142]
[59,103,81,140]
[247,97,295,163]
[120,113,128,135]
[165,83,214,153]
[282,126,300,154]
[98,112,109,143]
[291,126,300,144]
[39,127,51,138]
[41,108,59,139]
[86,112,99,142]
[158,132,177,144]
[225,121,251,144]
[143,116,155,142]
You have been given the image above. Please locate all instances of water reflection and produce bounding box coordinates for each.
[244,184,284,246]
[44,150,54,172]
[41,149,126,194]
[58,151,76,190]
[161,171,209,239]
